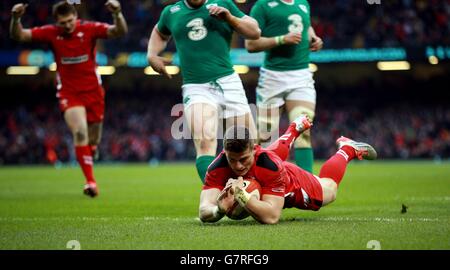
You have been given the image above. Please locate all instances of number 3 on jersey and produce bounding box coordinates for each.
[187,18,208,41]
[288,14,303,33]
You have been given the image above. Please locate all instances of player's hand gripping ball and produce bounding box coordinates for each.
[226,179,262,220]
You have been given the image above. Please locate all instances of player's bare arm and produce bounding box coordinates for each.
[199,188,233,223]
[231,178,284,224]
[105,0,128,38]
[308,26,323,51]
[147,26,172,79]
[245,32,302,53]
[9,3,32,42]
[208,6,260,40]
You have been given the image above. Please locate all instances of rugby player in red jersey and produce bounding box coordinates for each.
[10,1,128,197]
[199,115,377,224]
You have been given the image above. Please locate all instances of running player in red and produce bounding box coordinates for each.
[198,115,377,224]
[10,1,128,197]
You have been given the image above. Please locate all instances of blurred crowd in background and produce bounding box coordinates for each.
[1,83,449,165]
[1,0,449,53]
[1,0,449,165]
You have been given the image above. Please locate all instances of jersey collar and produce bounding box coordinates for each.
[279,0,295,5]
[183,0,209,10]
[56,19,81,37]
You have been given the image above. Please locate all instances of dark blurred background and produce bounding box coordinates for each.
[0,0,449,165]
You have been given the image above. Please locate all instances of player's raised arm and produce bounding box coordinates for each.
[208,6,261,40]
[231,177,284,224]
[105,0,128,38]
[147,26,172,79]
[9,3,32,42]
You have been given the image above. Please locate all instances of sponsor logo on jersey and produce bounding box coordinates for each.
[170,5,181,13]
[61,54,89,65]
[299,4,308,13]
[268,1,279,8]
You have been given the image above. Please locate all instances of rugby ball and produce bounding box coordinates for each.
[226,179,262,220]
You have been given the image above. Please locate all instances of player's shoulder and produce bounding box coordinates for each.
[34,24,58,32]
[78,20,105,28]
[254,147,282,172]
[161,1,185,16]
[253,0,277,9]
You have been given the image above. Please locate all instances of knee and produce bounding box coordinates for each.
[196,138,216,153]
[323,181,338,204]
[257,110,280,143]
[294,131,312,148]
[289,106,315,148]
[73,129,88,145]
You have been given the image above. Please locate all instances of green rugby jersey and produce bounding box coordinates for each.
[250,0,311,71]
[157,0,245,84]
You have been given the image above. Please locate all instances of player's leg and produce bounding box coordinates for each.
[64,106,98,197]
[318,136,377,206]
[184,102,219,183]
[86,86,106,161]
[285,68,317,173]
[88,122,102,160]
[266,114,312,161]
[257,105,282,147]
[286,100,315,173]
[218,72,258,148]
[254,68,285,148]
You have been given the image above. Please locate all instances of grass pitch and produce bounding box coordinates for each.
[0,161,449,250]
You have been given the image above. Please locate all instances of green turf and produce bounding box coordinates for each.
[0,162,449,250]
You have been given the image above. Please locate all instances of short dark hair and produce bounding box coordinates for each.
[224,126,254,153]
[52,1,77,19]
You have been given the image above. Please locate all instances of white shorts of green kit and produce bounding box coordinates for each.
[256,67,316,108]
[182,72,252,119]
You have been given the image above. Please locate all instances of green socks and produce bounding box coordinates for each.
[195,155,215,184]
[295,148,314,173]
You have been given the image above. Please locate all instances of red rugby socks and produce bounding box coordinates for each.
[319,146,355,186]
[75,145,96,184]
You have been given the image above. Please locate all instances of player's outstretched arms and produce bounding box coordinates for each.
[10,3,32,42]
[105,0,128,38]
[308,26,323,52]
[245,32,302,53]
[231,178,284,224]
[147,26,172,79]
[208,6,260,40]
[199,188,233,223]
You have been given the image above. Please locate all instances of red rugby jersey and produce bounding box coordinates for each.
[31,20,110,95]
[203,145,289,197]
